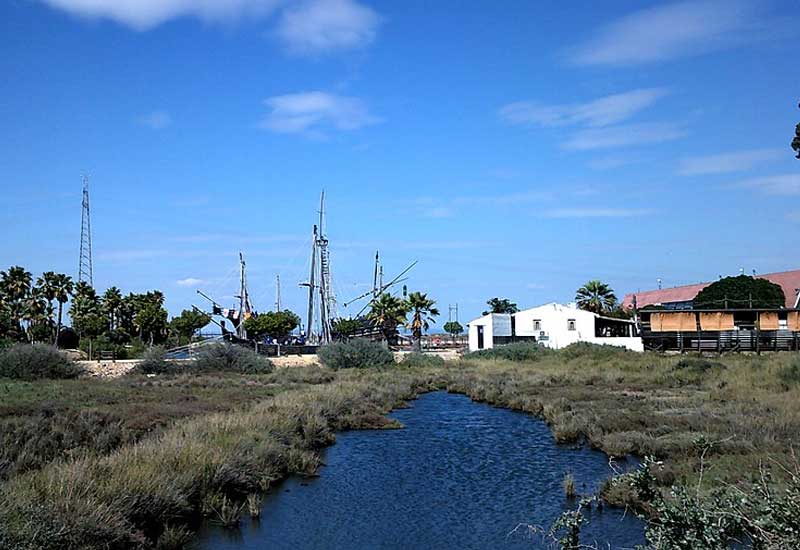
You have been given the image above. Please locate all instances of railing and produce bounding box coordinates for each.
[642,329,800,352]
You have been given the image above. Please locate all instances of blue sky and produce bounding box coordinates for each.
[1,0,799,325]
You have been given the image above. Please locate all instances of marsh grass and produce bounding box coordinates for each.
[3,346,800,548]
[0,370,435,549]
[563,473,576,499]
[246,493,262,519]
[0,366,335,482]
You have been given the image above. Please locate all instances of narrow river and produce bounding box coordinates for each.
[197,391,645,549]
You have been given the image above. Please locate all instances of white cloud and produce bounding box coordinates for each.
[176,277,205,287]
[275,0,380,55]
[543,208,650,219]
[587,155,644,171]
[735,174,800,195]
[563,122,687,151]
[676,148,783,175]
[424,207,455,219]
[138,110,172,130]
[500,88,668,128]
[40,0,284,31]
[569,0,775,66]
[259,91,380,136]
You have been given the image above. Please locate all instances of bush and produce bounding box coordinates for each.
[398,352,445,368]
[777,359,800,386]
[559,342,631,360]
[317,339,394,370]
[193,342,274,374]
[133,346,176,375]
[674,356,724,372]
[0,344,83,380]
[466,342,547,361]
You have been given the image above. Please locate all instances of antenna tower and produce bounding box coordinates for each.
[78,174,94,286]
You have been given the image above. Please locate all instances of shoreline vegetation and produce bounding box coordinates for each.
[1,342,800,548]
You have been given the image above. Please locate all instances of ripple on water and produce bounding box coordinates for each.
[198,391,644,550]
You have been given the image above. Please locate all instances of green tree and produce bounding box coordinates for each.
[406,291,439,352]
[367,293,409,344]
[170,309,211,342]
[135,301,169,345]
[243,310,300,341]
[793,102,800,159]
[483,297,518,315]
[52,273,73,347]
[331,317,364,340]
[0,266,32,338]
[69,282,105,340]
[694,275,785,309]
[24,287,52,343]
[575,280,617,314]
[36,271,59,334]
[443,320,464,342]
[102,286,123,331]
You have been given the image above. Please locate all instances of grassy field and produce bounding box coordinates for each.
[1,345,799,548]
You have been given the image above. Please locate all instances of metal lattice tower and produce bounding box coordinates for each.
[78,175,93,286]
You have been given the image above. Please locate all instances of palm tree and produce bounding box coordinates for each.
[0,266,32,337]
[102,286,123,330]
[366,293,409,345]
[24,288,51,343]
[406,291,439,352]
[1,266,32,302]
[37,271,58,339]
[575,280,617,314]
[52,273,74,347]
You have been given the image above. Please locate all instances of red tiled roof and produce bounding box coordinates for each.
[622,269,800,309]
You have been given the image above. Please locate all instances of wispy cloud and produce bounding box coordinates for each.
[40,0,284,31]
[96,249,168,262]
[543,208,650,219]
[735,174,800,195]
[500,88,669,128]
[569,0,785,66]
[563,122,687,151]
[137,110,172,130]
[676,148,783,175]
[259,91,380,136]
[424,207,455,219]
[275,0,381,55]
[587,155,645,171]
[176,277,205,287]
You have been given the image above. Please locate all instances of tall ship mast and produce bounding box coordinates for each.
[301,191,337,345]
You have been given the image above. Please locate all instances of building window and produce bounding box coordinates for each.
[533,319,541,331]
[568,319,576,331]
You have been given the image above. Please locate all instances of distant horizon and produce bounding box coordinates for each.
[2,0,798,324]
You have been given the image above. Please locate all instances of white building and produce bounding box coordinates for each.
[468,302,643,352]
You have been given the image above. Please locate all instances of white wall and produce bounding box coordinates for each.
[467,313,511,351]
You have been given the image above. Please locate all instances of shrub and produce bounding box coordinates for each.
[194,342,274,374]
[674,356,724,372]
[466,342,547,361]
[317,339,394,370]
[777,359,800,387]
[559,342,631,360]
[133,346,177,375]
[0,344,83,380]
[398,353,445,368]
